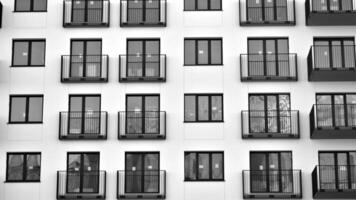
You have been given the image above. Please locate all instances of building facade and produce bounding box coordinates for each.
[0,0,356,200]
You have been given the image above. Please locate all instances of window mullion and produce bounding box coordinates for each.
[23,154,27,181]
[28,41,32,66]
[208,95,212,121]
[195,40,199,65]
[208,40,212,65]
[25,97,30,122]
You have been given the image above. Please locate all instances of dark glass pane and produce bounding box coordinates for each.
[211,153,223,179]
[28,97,43,122]
[16,0,31,11]
[211,0,221,10]
[185,0,196,10]
[198,153,210,179]
[197,0,209,10]
[211,95,222,121]
[7,154,24,181]
[144,154,159,193]
[10,97,27,122]
[197,40,209,64]
[30,41,45,66]
[13,42,29,66]
[184,95,196,121]
[198,96,209,121]
[26,154,41,181]
[184,153,197,180]
[184,40,196,65]
[211,40,222,65]
[33,0,47,11]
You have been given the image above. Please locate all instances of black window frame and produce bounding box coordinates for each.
[184,93,224,123]
[184,38,223,66]
[6,152,41,182]
[184,151,225,181]
[14,0,47,12]
[11,39,46,67]
[184,0,222,11]
[8,95,44,124]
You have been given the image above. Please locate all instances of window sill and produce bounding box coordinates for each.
[5,180,41,183]
[7,122,43,124]
[184,179,225,182]
[183,10,223,12]
[13,11,47,13]
[184,121,224,123]
[184,64,223,67]
[10,65,45,68]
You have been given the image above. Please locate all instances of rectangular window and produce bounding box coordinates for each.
[12,39,46,67]
[184,38,223,66]
[184,94,223,122]
[184,0,222,11]
[14,0,47,12]
[184,151,224,181]
[9,95,43,123]
[6,152,41,182]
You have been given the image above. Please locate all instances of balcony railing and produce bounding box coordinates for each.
[57,171,106,199]
[242,170,302,199]
[118,111,166,139]
[119,54,166,82]
[239,0,295,26]
[120,0,166,27]
[240,53,298,81]
[310,104,356,139]
[312,165,356,199]
[59,111,108,140]
[61,55,109,82]
[117,170,166,199]
[306,0,356,25]
[307,45,356,81]
[63,0,110,27]
[241,110,300,138]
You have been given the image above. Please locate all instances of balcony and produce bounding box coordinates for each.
[119,54,166,82]
[310,104,356,139]
[59,111,108,140]
[239,0,295,26]
[57,171,106,199]
[312,165,356,199]
[63,0,110,27]
[118,111,166,139]
[306,0,356,26]
[307,45,356,81]
[61,55,109,83]
[242,170,302,199]
[120,0,167,27]
[241,110,300,139]
[117,170,166,199]
[240,53,298,81]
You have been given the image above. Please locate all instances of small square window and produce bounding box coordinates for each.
[184,152,224,181]
[6,152,41,182]
[9,95,44,123]
[15,0,47,12]
[12,39,46,67]
[184,94,223,122]
[184,38,223,66]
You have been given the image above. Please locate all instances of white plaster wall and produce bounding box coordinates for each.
[0,0,355,200]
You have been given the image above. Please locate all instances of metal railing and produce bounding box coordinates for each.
[306,0,356,13]
[61,55,109,82]
[117,170,166,198]
[57,171,106,199]
[310,104,356,129]
[241,110,299,138]
[307,45,356,72]
[120,0,167,26]
[119,54,166,82]
[312,165,356,196]
[240,53,297,80]
[118,111,166,139]
[239,0,295,25]
[59,111,108,139]
[63,0,110,27]
[243,170,302,198]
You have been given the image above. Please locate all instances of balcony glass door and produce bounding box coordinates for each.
[316,94,356,128]
[248,38,289,77]
[125,152,160,193]
[69,95,101,135]
[70,40,102,78]
[313,38,355,69]
[126,95,160,135]
[128,0,160,24]
[127,39,160,78]
[247,0,287,22]
[250,152,293,193]
[249,94,291,134]
[312,0,353,11]
[67,152,100,194]
[319,152,356,190]
[72,0,103,24]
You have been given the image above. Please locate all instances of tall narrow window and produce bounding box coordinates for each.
[184,94,223,122]
[184,151,224,181]
[9,95,43,123]
[184,0,222,11]
[12,39,46,67]
[184,38,223,66]
[6,152,41,182]
[14,0,47,12]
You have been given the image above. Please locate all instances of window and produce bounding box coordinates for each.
[184,0,222,11]
[12,39,46,67]
[184,151,224,181]
[9,95,43,123]
[312,0,354,12]
[246,0,288,22]
[6,152,41,182]
[184,38,223,66]
[14,0,47,12]
[184,94,223,122]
